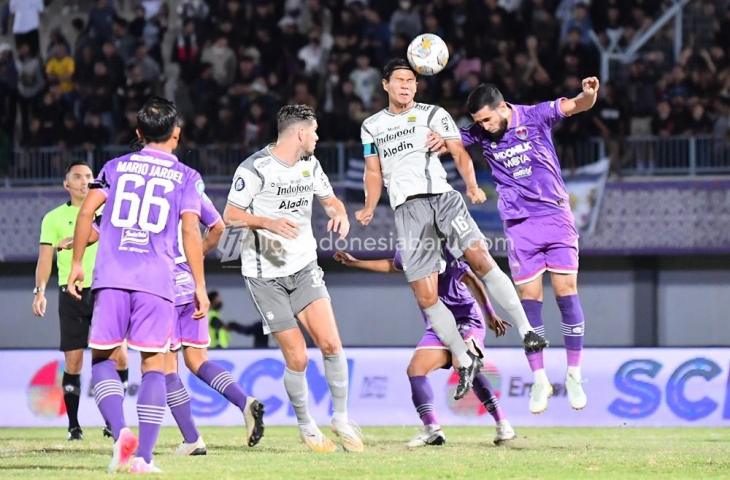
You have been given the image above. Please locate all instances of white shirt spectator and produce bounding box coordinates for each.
[9,0,43,34]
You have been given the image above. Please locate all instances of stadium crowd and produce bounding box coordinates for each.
[0,0,727,163]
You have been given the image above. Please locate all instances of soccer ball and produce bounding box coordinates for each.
[406,34,449,76]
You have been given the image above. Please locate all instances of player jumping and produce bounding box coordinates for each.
[334,249,516,446]
[431,79,599,413]
[357,59,548,400]
[68,97,209,473]
[223,104,363,453]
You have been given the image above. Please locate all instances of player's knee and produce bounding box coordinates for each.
[286,353,309,372]
[183,349,207,373]
[415,292,438,309]
[64,357,83,373]
[318,339,342,356]
[406,363,426,377]
[553,277,578,297]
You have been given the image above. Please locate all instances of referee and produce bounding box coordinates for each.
[32,160,127,441]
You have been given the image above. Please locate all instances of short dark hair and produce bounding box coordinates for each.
[137,96,180,143]
[64,160,92,176]
[466,83,504,114]
[382,58,416,81]
[276,104,316,134]
[208,290,220,302]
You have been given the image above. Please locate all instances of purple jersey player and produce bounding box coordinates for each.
[68,97,209,474]
[334,249,516,446]
[164,197,264,454]
[433,78,600,414]
[86,193,266,455]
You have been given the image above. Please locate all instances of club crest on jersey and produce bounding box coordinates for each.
[515,126,528,140]
[490,142,497,148]
[302,170,310,177]
[407,115,416,123]
[234,177,245,191]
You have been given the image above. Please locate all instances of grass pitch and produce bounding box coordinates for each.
[1,426,728,479]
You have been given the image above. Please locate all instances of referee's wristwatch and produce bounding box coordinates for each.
[33,287,45,295]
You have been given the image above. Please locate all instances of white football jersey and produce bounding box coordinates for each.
[360,103,461,209]
[227,146,334,278]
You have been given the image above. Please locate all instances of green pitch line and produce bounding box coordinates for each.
[1,427,728,479]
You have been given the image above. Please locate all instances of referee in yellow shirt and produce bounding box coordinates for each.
[32,161,127,441]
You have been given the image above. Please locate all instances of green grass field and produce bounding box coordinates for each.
[1,427,728,479]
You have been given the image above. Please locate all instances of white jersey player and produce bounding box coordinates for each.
[356,59,548,401]
[224,104,363,453]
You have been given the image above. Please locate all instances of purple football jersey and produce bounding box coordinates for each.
[91,147,203,301]
[174,195,221,306]
[394,248,481,323]
[461,99,571,220]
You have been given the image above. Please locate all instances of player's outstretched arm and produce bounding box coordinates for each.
[68,190,105,300]
[32,244,54,317]
[223,204,299,239]
[203,219,225,255]
[355,155,382,226]
[320,196,350,240]
[461,269,510,337]
[445,139,486,205]
[333,251,397,273]
[182,211,209,319]
[559,76,600,116]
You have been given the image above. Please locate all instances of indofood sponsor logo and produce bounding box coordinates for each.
[27,360,66,418]
[446,361,501,417]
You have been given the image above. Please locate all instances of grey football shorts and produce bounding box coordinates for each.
[394,190,484,282]
[244,261,331,334]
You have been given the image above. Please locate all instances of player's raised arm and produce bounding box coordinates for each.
[428,107,485,205]
[559,76,600,116]
[333,251,397,273]
[445,139,486,205]
[68,189,105,300]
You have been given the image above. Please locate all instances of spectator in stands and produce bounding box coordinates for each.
[349,53,380,108]
[127,42,161,85]
[184,112,212,146]
[9,0,43,57]
[591,83,626,172]
[59,113,84,149]
[201,36,236,88]
[117,64,153,112]
[111,18,136,62]
[100,41,125,91]
[45,28,71,60]
[390,1,421,42]
[298,27,329,78]
[84,112,110,147]
[651,100,678,137]
[171,19,201,85]
[87,0,116,43]
[15,43,44,140]
[684,103,713,135]
[45,45,75,95]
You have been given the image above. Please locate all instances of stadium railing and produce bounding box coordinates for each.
[1,136,728,186]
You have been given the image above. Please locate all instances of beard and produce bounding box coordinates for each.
[483,117,509,142]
